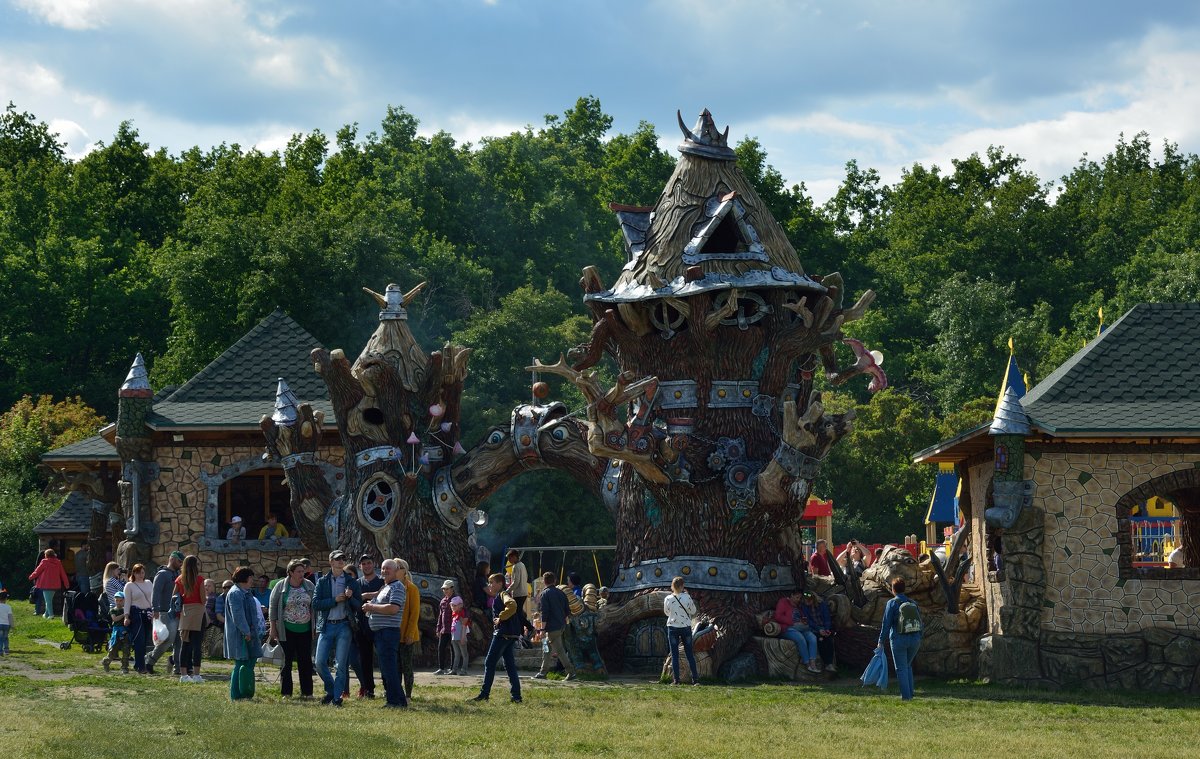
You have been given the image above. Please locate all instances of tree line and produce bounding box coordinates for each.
[2,97,1198,558]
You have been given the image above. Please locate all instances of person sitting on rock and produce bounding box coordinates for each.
[774,589,820,674]
[801,591,836,672]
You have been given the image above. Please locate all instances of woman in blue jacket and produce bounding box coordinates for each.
[223,566,262,700]
[877,577,922,700]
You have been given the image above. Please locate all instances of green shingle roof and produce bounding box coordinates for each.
[1021,303,1200,435]
[147,309,331,429]
[41,434,118,462]
[35,490,98,534]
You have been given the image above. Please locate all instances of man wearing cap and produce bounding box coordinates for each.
[146,550,184,675]
[434,578,456,675]
[313,550,361,706]
[352,554,384,699]
[226,516,246,544]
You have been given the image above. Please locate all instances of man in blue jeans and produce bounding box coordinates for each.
[878,577,922,700]
[362,559,408,709]
[313,550,360,706]
[470,573,522,703]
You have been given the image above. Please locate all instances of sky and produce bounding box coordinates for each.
[4,0,1200,203]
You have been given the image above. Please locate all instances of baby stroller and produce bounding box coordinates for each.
[61,589,110,653]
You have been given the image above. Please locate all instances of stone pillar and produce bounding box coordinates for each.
[114,354,157,570]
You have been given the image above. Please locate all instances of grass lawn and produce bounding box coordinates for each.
[1,601,1196,758]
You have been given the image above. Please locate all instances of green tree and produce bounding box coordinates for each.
[0,394,106,491]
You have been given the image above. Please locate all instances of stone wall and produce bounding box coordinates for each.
[1032,449,1200,635]
[148,442,344,581]
[972,446,1200,690]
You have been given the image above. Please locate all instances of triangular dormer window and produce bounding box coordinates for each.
[682,191,769,265]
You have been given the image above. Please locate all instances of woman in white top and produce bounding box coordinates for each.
[663,576,699,686]
[122,563,155,674]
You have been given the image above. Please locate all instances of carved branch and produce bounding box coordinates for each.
[261,402,334,552]
[704,288,740,330]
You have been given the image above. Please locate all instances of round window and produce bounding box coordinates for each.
[360,473,400,528]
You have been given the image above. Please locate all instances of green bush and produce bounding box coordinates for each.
[0,472,58,598]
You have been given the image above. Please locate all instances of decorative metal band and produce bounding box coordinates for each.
[657,380,699,409]
[600,460,622,514]
[324,496,343,546]
[356,445,400,469]
[411,572,457,601]
[709,381,759,408]
[510,405,542,464]
[431,467,468,528]
[421,446,444,467]
[773,441,822,480]
[782,383,802,403]
[682,250,770,265]
[281,452,317,469]
[611,556,795,593]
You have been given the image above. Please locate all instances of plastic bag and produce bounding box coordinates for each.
[152,617,169,646]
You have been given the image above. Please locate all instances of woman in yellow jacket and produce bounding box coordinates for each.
[395,559,421,699]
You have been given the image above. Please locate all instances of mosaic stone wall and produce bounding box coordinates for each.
[148,442,345,581]
[1033,450,1200,634]
[971,448,1200,691]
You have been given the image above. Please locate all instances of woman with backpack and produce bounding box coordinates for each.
[877,577,922,700]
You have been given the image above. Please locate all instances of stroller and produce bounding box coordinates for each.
[60,589,110,653]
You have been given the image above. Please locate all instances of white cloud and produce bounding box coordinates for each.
[918,32,1200,186]
[46,118,94,158]
[750,112,907,159]
[424,114,528,145]
[14,0,107,30]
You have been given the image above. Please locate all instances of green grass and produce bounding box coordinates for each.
[1,602,1196,758]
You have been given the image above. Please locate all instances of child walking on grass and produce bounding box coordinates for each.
[0,591,13,655]
[450,596,470,675]
[101,591,131,672]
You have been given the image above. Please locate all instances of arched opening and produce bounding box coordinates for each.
[1115,468,1200,580]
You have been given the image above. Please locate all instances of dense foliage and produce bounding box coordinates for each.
[2,97,1199,551]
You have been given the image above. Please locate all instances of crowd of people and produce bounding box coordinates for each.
[8,538,938,703]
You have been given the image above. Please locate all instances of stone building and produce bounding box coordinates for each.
[40,310,345,580]
[915,303,1200,691]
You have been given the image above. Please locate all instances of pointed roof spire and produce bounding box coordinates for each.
[994,338,1027,415]
[272,378,300,426]
[119,353,152,398]
[990,383,1030,436]
[677,108,736,160]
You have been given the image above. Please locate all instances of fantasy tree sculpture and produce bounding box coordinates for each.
[261,283,604,616]
[262,109,885,674]
[532,110,885,672]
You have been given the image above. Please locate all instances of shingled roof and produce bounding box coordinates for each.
[41,434,118,462]
[34,490,99,535]
[914,302,1200,463]
[147,309,331,429]
[1021,303,1200,435]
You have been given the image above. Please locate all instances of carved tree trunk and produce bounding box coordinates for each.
[263,287,606,617]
